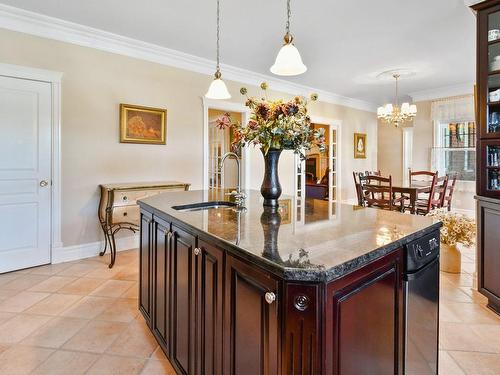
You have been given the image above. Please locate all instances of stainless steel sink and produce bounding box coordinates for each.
[171,201,237,212]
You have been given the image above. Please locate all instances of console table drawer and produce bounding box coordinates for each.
[111,205,140,226]
[113,187,186,206]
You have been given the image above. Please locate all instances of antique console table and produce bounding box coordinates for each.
[98,181,190,268]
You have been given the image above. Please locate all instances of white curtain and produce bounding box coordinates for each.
[431,95,474,123]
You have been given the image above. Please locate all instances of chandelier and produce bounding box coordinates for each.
[377,74,417,127]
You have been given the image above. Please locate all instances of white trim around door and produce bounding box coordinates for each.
[202,98,250,191]
[0,62,63,263]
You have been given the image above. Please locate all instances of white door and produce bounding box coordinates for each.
[0,76,52,273]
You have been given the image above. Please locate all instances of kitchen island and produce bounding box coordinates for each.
[137,190,441,375]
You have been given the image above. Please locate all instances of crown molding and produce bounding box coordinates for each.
[0,4,377,113]
[409,82,474,102]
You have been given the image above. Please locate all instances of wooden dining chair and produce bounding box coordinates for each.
[413,174,441,215]
[353,172,365,206]
[431,175,449,209]
[365,170,381,176]
[359,175,406,212]
[443,173,457,211]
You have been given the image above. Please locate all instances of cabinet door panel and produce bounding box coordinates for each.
[483,206,500,299]
[198,240,224,375]
[171,225,196,375]
[324,249,403,375]
[139,210,153,326]
[153,217,171,352]
[224,255,280,375]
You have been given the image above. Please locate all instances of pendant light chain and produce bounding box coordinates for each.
[216,0,220,72]
[285,0,291,36]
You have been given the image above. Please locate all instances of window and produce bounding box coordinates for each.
[433,121,476,181]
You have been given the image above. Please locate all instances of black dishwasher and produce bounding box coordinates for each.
[404,231,440,375]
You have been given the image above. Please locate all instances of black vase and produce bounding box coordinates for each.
[261,148,282,207]
[260,206,282,263]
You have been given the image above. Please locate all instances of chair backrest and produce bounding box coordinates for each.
[418,173,438,214]
[353,172,364,206]
[409,170,438,184]
[365,170,381,176]
[430,175,448,208]
[444,173,458,208]
[359,175,394,209]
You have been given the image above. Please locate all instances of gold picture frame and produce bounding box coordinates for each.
[120,104,167,144]
[354,133,367,159]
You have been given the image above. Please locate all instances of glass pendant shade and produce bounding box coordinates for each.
[270,42,307,76]
[205,74,231,100]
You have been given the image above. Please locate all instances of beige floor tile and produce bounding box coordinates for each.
[62,320,128,353]
[459,287,490,304]
[441,272,474,287]
[30,350,99,375]
[106,322,158,358]
[85,266,124,279]
[440,322,500,353]
[450,351,500,375]
[91,279,136,298]
[121,282,139,299]
[469,324,500,353]
[29,263,72,276]
[112,266,139,281]
[0,274,50,291]
[21,317,88,348]
[461,262,476,275]
[86,354,146,375]
[57,277,106,295]
[150,346,168,361]
[0,314,52,343]
[60,296,115,319]
[0,345,54,375]
[140,359,177,375]
[96,298,139,323]
[0,311,16,325]
[439,350,466,375]
[0,273,22,287]
[25,293,82,316]
[440,281,473,303]
[440,302,500,324]
[0,289,18,301]
[57,263,96,277]
[0,291,50,313]
[28,276,77,293]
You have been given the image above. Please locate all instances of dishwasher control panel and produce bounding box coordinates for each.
[405,231,440,272]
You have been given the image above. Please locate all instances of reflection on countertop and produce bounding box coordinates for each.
[138,190,441,282]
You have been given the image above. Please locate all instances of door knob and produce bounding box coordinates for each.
[194,247,201,256]
[265,292,276,304]
[39,180,49,187]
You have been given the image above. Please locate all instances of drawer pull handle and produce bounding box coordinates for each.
[265,292,276,304]
[123,212,127,216]
[123,196,128,201]
[194,247,201,256]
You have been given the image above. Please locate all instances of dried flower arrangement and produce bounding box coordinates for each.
[214,82,325,158]
[428,209,476,247]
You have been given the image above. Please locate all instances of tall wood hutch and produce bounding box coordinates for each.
[473,0,500,315]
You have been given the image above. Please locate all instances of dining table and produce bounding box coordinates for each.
[392,181,433,214]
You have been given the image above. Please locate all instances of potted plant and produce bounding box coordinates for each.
[428,209,476,273]
[215,82,325,207]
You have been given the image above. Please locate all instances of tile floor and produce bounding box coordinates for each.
[0,246,498,374]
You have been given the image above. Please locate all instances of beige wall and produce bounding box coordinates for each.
[0,29,377,248]
[377,120,403,183]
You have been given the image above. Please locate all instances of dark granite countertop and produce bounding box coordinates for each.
[138,190,441,282]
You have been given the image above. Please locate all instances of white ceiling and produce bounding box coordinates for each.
[0,0,476,106]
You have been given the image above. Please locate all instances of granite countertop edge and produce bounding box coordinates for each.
[138,199,442,283]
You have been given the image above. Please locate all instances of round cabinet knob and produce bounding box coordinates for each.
[265,292,276,304]
[166,231,172,239]
[194,247,201,256]
[39,180,49,187]
[123,196,128,201]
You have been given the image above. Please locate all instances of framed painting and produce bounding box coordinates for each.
[354,133,367,159]
[120,104,167,144]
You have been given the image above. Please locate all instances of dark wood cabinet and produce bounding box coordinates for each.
[473,0,500,315]
[170,225,197,375]
[139,207,408,374]
[324,249,404,375]
[197,239,224,375]
[152,216,171,352]
[224,254,281,375]
[139,210,153,326]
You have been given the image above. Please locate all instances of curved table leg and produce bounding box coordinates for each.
[99,225,109,256]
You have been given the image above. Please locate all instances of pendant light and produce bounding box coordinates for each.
[270,0,307,76]
[205,0,231,99]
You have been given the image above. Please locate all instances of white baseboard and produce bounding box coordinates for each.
[52,235,139,264]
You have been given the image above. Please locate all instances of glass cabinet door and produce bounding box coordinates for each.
[486,144,500,192]
[486,10,500,136]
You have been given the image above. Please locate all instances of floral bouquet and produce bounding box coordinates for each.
[428,209,476,247]
[215,82,325,158]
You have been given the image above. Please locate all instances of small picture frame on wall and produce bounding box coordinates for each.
[120,104,167,144]
[354,133,367,159]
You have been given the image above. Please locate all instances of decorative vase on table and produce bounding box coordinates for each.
[211,82,325,207]
[261,149,283,207]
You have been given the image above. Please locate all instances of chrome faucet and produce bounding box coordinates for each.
[220,152,246,205]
